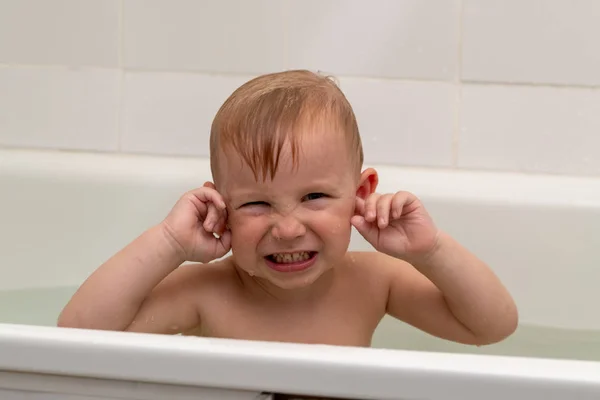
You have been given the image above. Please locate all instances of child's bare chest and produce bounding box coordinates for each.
[195,290,384,347]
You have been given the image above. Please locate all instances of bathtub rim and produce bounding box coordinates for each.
[0,323,599,400]
[2,147,600,209]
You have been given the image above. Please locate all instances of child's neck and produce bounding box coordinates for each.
[236,265,336,304]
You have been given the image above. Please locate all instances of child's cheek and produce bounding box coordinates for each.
[229,213,269,240]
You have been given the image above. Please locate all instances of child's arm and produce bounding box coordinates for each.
[352,191,518,345]
[58,225,193,333]
[58,186,231,334]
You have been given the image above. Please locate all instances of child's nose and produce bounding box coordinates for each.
[271,214,306,240]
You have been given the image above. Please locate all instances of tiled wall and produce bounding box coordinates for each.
[1,0,599,176]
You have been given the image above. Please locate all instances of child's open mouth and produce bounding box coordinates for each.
[264,251,318,272]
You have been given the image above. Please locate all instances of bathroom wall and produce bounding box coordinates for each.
[1,0,599,176]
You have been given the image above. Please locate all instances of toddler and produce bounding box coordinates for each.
[58,70,518,347]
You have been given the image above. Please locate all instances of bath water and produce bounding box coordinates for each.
[373,314,600,361]
[1,286,599,362]
[0,286,77,327]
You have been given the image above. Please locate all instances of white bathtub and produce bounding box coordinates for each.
[1,148,599,399]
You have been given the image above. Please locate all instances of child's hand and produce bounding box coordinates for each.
[351,191,440,261]
[160,185,231,263]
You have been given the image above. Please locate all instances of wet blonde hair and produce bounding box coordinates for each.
[209,70,363,182]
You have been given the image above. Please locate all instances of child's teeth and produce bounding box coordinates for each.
[273,252,310,263]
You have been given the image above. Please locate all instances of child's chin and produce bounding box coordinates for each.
[236,266,316,288]
[267,268,326,290]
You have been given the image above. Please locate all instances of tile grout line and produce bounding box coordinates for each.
[118,0,124,69]
[452,0,465,168]
[460,79,600,90]
[1,63,599,91]
[282,0,290,70]
[116,0,125,152]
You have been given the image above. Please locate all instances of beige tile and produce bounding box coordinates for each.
[120,72,251,156]
[459,84,600,175]
[0,0,119,67]
[0,67,120,151]
[123,0,285,74]
[287,0,460,80]
[462,0,600,86]
[339,78,456,167]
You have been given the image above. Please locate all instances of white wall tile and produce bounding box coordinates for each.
[462,0,600,86]
[459,84,600,175]
[0,0,119,67]
[339,78,456,167]
[0,67,120,151]
[287,0,459,80]
[121,72,251,156]
[123,0,285,74]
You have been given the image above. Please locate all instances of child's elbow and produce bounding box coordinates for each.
[475,303,519,346]
[500,300,519,338]
[56,311,78,329]
[56,307,89,330]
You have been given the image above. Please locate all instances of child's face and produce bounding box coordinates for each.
[216,132,374,290]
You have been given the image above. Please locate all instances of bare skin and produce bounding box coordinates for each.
[58,130,518,347]
[166,254,385,346]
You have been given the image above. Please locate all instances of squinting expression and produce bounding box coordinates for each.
[216,133,361,290]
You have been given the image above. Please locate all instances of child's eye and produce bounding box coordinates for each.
[303,193,327,201]
[241,201,269,208]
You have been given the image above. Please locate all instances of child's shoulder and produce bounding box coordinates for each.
[158,257,238,298]
[341,251,414,289]
[345,250,411,274]
[335,251,415,320]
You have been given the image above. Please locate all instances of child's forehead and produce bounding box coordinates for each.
[223,132,349,169]
[216,138,354,191]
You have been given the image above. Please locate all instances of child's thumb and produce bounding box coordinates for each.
[351,215,376,242]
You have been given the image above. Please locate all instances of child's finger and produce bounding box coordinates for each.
[190,187,226,210]
[354,196,366,216]
[351,215,378,244]
[191,196,208,217]
[203,202,219,232]
[364,193,380,222]
[391,191,412,219]
[213,208,229,235]
[375,194,393,229]
[213,219,225,236]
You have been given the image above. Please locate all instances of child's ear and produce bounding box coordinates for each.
[203,181,230,229]
[356,168,378,200]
